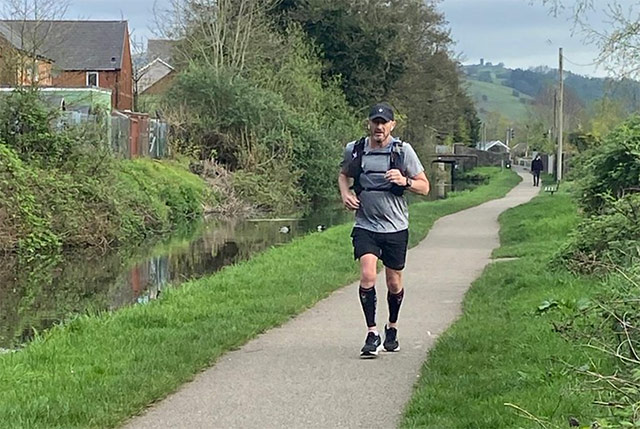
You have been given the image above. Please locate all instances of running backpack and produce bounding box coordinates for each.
[346,137,406,196]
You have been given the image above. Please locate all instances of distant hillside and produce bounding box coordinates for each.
[465,79,534,123]
[463,62,640,122]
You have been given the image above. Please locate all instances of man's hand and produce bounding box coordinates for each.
[341,192,360,210]
[385,169,407,187]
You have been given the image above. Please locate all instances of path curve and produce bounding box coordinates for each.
[124,168,538,429]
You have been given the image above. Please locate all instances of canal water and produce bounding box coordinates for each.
[0,182,472,349]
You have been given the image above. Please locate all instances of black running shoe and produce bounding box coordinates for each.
[383,325,400,352]
[360,332,382,358]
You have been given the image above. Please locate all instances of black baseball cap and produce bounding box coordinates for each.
[368,103,394,122]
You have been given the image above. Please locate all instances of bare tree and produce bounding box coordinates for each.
[152,0,278,74]
[129,33,147,111]
[1,0,70,86]
[538,0,640,79]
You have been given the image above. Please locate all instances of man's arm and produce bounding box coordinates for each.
[338,172,360,210]
[406,171,430,196]
[384,169,430,196]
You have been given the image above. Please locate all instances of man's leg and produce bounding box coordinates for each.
[380,230,408,352]
[358,254,382,358]
[351,227,383,358]
[358,253,379,332]
[383,267,404,352]
[385,268,404,329]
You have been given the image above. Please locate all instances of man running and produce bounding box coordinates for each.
[338,103,430,358]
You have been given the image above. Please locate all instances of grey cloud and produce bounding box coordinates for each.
[440,0,612,76]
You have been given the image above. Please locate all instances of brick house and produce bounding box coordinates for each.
[137,39,177,96]
[0,21,53,86]
[138,57,175,95]
[0,20,133,110]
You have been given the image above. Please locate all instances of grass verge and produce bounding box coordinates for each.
[401,184,613,428]
[0,168,519,428]
[0,143,210,255]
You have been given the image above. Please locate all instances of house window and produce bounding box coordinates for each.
[86,71,98,87]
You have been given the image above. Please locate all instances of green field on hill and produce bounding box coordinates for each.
[465,79,533,123]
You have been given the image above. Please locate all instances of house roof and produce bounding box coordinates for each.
[476,140,510,152]
[0,21,22,49]
[0,20,128,70]
[147,39,175,64]
[138,58,175,93]
[139,57,174,75]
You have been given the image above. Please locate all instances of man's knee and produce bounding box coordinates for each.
[385,269,403,293]
[360,254,378,286]
[387,281,402,294]
[360,270,377,286]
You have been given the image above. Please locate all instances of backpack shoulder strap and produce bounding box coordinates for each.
[390,139,405,170]
[346,137,367,180]
[349,137,367,194]
[352,137,366,157]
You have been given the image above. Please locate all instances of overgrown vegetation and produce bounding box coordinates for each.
[402,188,618,428]
[0,169,518,429]
[555,115,640,273]
[399,112,640,427]
[542,115,640,427]
[0,89,209,257]
[157,0,479,212]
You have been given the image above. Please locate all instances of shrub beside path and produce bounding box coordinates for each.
[124,169,538,429]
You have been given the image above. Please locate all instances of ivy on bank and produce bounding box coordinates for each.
[0,89,210,258]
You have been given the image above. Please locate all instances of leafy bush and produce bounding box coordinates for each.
[232,164,305,213]
[554,194,640,273]
[576,115,640,215]
[556,116,640,272]
[0,91,208,257]
[0,142,61,258]
[0,88,73,167]
[167,62,358,210]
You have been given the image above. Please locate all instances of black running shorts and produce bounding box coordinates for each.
[351,227,409,271]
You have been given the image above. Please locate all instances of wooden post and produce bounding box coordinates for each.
[557,48,564,181]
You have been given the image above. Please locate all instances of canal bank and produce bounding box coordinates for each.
[0,176,478,350]
[0,168,519,428]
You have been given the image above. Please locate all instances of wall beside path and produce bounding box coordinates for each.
[454,144,509,169]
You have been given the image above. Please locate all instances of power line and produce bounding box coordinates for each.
[562,55,599,67]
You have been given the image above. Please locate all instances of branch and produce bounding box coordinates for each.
[504,403,551,429]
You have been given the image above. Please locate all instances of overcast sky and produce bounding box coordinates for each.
[60,0,628,78]
[439,0,619,77]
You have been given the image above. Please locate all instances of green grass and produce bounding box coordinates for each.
[0,168,519,429]
[401,185,613,428]
[466,79,533,123]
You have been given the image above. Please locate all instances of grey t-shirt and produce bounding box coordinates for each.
[340,137,424,233]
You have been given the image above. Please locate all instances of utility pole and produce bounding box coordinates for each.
[553,91,557,138]
[557,48,564,181]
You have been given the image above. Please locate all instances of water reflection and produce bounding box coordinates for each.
[0,207,355,349]
[0,181,474,349]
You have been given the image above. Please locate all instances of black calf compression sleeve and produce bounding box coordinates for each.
[359,286,377,328]
[387,289,404,324]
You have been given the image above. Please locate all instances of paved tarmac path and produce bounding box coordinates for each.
[124,169,538,429]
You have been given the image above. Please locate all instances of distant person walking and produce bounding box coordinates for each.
[531,154,543,187]
[338,103,430,358]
